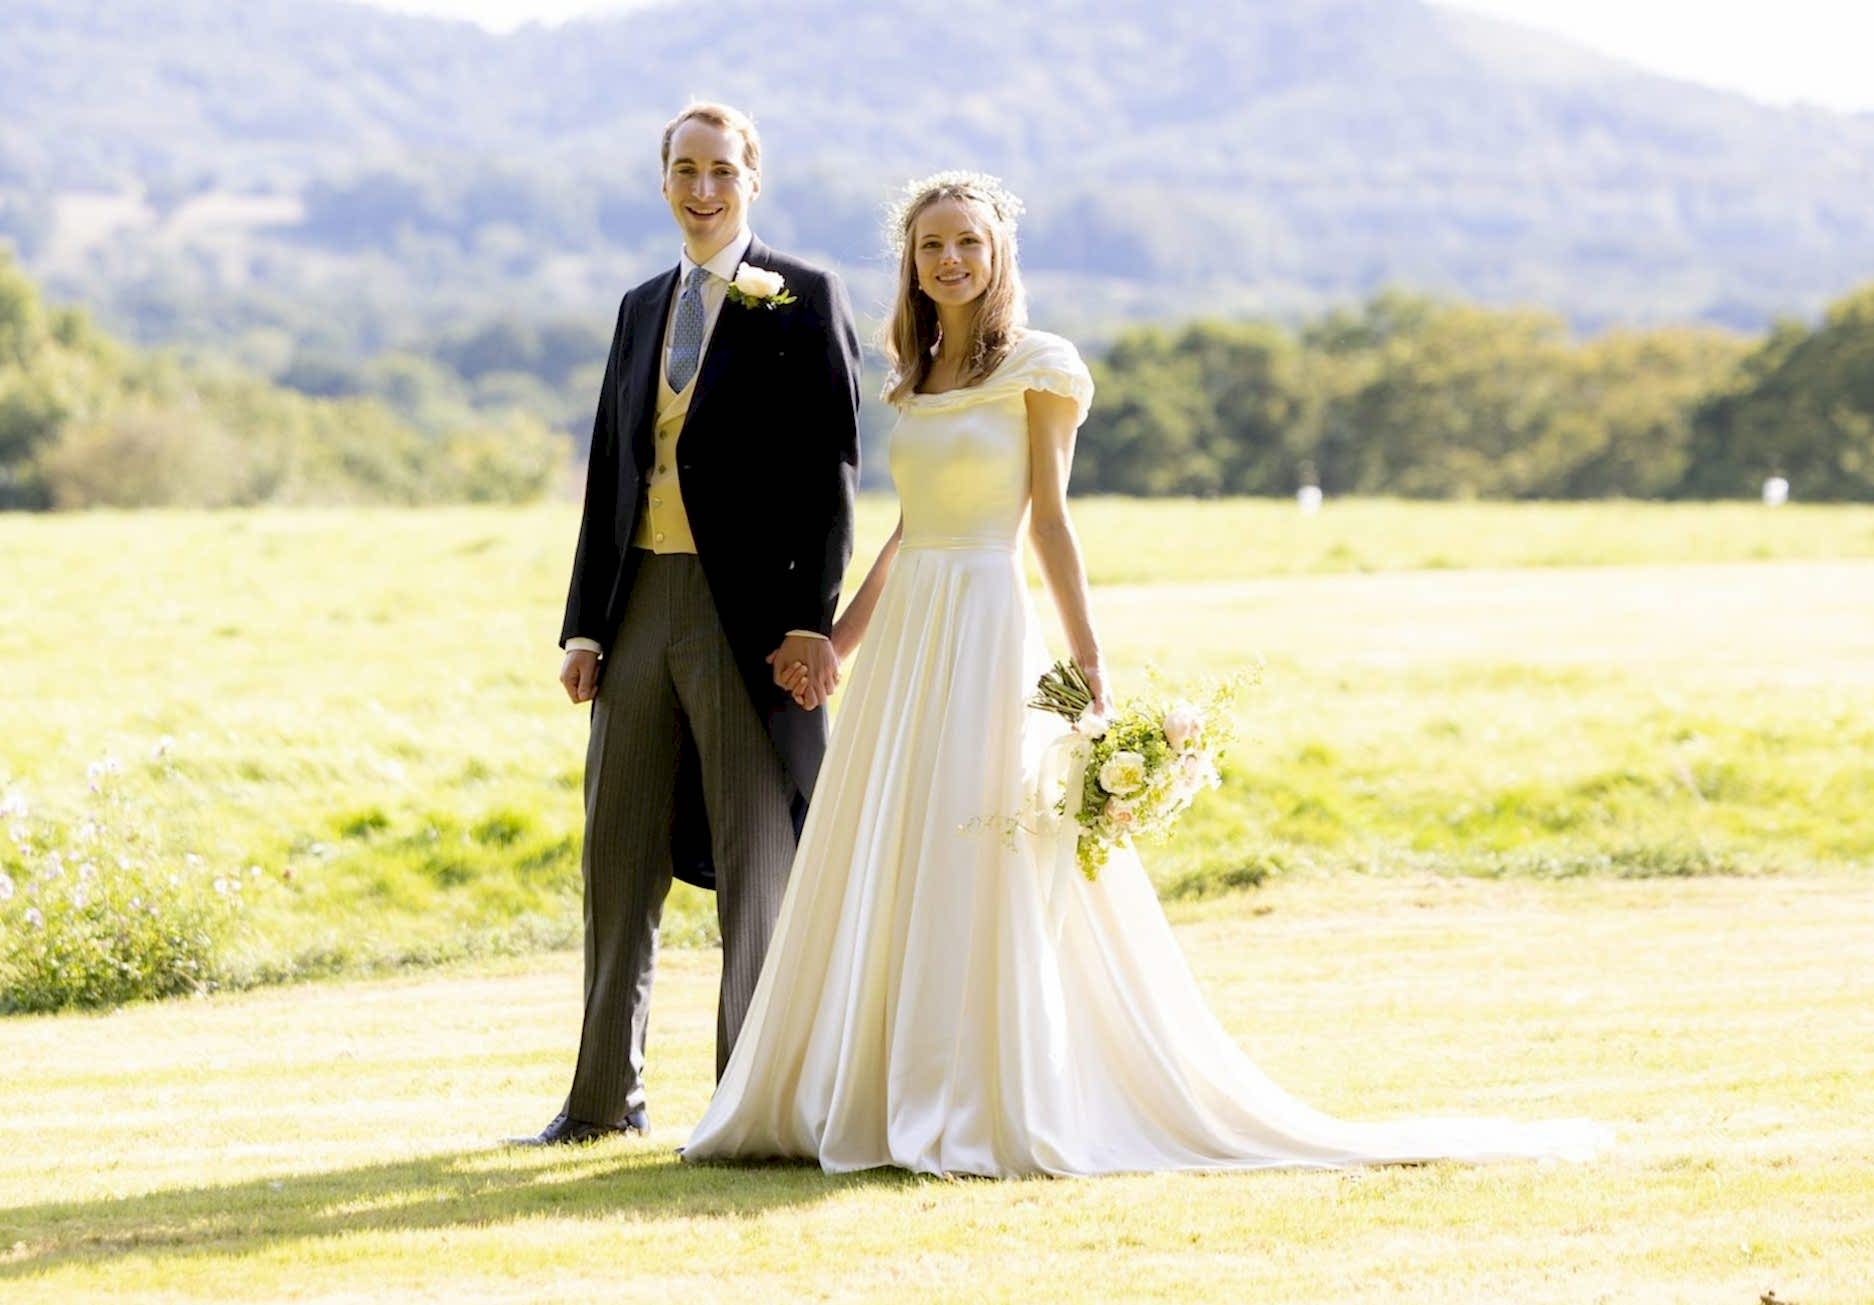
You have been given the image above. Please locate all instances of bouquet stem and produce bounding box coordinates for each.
[1028,659,1094,722]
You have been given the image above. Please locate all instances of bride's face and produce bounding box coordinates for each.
[913,198,993,307]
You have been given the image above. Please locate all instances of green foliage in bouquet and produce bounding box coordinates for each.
[1029,660,1248,880]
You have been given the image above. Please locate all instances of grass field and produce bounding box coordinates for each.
[4,498,1872,1299]
[2,871,1869,1301]
[3,498,1872,989]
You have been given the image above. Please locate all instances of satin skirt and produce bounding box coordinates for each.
[682,543,1609,1177]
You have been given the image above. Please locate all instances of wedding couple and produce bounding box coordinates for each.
[513,101,1607,1177]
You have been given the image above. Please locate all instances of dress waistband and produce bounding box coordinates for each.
[899,536,1018,554]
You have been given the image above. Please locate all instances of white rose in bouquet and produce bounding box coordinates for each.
[1103,796,1139,833]
[1162,703,1204,751]
[1097,750,1147,797]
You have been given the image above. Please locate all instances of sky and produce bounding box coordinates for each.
[356,0,1874,115]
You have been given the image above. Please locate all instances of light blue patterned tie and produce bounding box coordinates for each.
[667,265,710,392]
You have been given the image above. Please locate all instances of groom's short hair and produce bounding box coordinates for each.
[661,102,762,177]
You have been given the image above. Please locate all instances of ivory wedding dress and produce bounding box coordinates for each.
[683,330,1608,1177]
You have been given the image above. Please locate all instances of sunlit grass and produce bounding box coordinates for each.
[1,872,1868,1300]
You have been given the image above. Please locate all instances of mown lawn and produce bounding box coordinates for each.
[1,871,1869,1301]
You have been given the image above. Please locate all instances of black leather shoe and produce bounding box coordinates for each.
[506,1109,649,1147]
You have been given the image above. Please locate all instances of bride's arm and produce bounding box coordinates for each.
[831,514,903,659]
[1024,389,1109,713]
[780,514,903,707]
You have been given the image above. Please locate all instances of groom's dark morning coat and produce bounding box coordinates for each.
[560,238,861,889]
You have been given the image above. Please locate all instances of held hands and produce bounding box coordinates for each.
[767,633,841,711]
[559,649,600,704]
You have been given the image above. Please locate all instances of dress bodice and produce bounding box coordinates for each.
[886,331,1095,550]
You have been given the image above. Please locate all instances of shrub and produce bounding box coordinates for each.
[0,750,246,1013]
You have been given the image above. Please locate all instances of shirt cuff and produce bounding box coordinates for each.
[784,629,830,642]
[565,637,604,656]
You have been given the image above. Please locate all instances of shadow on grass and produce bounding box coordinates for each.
[0,1143,917,1280]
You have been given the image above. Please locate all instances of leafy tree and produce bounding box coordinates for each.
[1684,288,1874,501]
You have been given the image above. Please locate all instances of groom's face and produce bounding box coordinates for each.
[662,119,759,257]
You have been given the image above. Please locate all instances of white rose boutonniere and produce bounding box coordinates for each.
[726,262,796,309]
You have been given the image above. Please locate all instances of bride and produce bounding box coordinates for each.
[681,172,1608,1178]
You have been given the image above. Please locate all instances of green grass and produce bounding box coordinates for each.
[2,499,1872,993]
[2,872,1869,1300]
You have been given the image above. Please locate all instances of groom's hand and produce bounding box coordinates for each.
[767,634,839,710]
[560,649,601,704]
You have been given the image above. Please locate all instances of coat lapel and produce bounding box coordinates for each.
[681,235,772,443]
[623,265,678,470]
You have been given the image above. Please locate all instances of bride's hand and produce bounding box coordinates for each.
[1082,662,1110,716]
[777,655,835,710]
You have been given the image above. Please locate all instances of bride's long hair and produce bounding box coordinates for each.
[884,172,1028,406]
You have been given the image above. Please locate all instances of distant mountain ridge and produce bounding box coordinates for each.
[3,0,1872,354]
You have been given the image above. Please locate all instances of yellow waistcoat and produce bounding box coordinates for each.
[631,357,700,553]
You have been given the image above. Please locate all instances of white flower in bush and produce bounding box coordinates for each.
[0,872,13,901]
[1075,709,1111,739]
[1162,703,1204,751]
[1097,750,1148,797]
[23,906,43,928]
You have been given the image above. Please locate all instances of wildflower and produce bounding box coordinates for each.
[0,790,27,820]
[24,906,43,928]
[71,885,89,910]
[184,853,203,868]
[152,735,175,760]
[0,872,13,901]
[212,877,230,896]
[248,865,263,879]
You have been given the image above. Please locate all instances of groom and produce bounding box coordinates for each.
[514,102,860,1145]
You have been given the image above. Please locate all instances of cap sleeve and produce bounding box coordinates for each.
[888,330,1096,420]
[1010,331,1095,427]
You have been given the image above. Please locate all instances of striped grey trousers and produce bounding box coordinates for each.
[564,551,795,1125]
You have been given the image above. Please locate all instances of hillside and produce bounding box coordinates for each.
[2,0,1872,366]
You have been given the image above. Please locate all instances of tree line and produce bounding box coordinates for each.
[7,244,1874,509]
[0,253,557,509]
[1076,285,1874,501]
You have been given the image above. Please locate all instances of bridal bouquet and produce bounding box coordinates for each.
[1028,660,1240,881]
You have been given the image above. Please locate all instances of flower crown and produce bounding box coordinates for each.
[886,170,1026,258]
